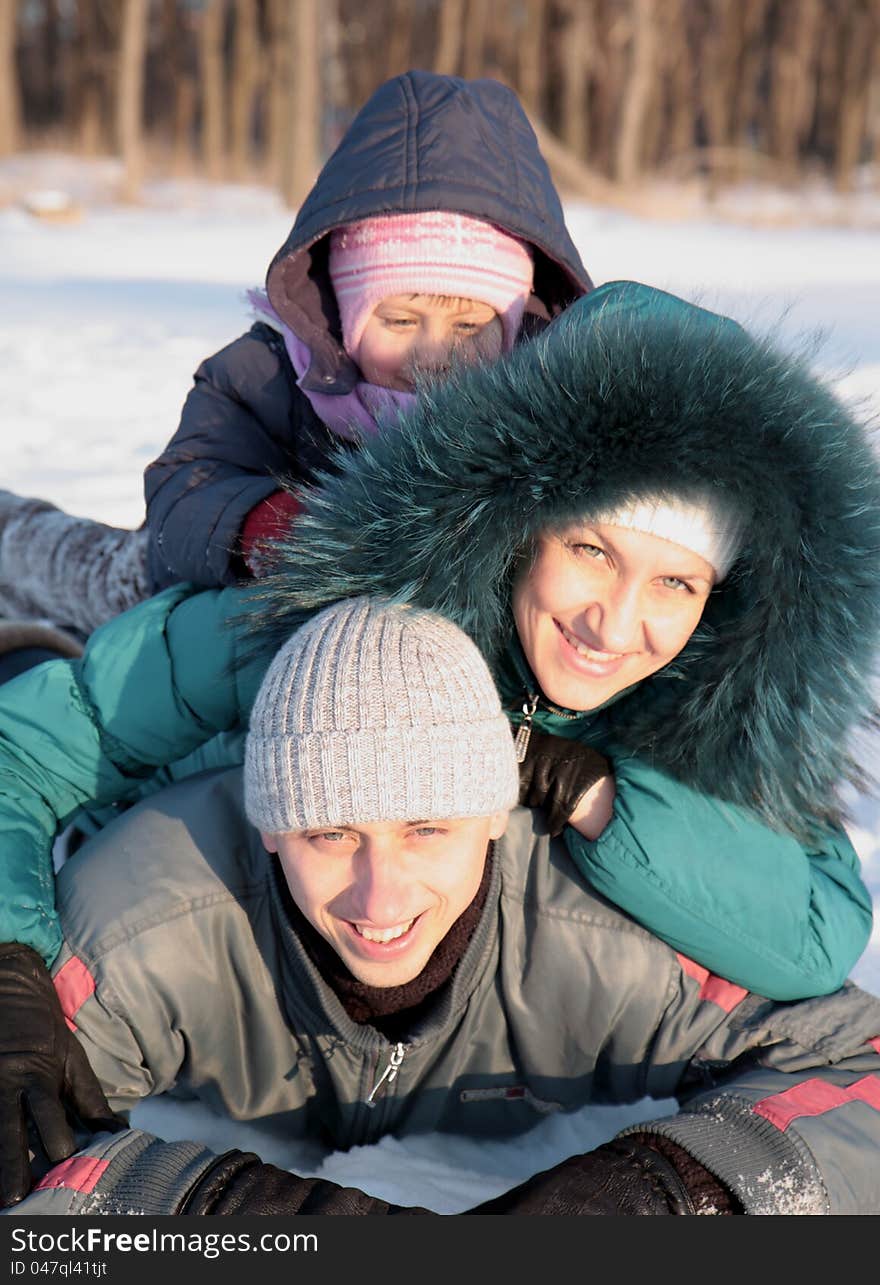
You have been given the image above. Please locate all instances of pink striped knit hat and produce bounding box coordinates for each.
[328,212,534,359]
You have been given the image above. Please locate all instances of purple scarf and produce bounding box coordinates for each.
[248,289,416,440]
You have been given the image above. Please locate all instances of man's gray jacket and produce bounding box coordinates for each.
[23,769,880,1214]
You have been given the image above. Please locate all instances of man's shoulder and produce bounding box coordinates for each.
[57,767,268,959]
[495,807,680,1027]
[498,807,651,927]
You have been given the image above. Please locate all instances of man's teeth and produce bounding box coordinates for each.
[355,919,415,944]
[560,624,621,662]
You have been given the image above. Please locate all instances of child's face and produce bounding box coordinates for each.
[356,294,504,391]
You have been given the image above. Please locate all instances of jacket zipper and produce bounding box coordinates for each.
[512,688,583,761]
[366,1041,406,1108]
[513,693,539,762]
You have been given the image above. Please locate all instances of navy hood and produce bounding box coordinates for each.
[265,70,591,393]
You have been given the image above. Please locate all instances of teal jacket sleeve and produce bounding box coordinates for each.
[563,754,873,1001]
[0,585,263,965]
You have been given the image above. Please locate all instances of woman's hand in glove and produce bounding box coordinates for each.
[517,729,614,838]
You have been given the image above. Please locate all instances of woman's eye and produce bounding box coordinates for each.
[384,317,416,329]
[412,826,443,838]
[660,576,691,592]
[454,322,481,335]
[313,831,347,843]
[571,543,605,559]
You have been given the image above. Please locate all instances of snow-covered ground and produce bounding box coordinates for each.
[1,156,879,1211]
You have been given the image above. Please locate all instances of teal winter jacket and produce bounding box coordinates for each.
[0,282,877,998]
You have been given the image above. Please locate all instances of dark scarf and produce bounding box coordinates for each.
[279,846,493,1041]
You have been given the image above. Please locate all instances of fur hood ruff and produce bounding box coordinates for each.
[246,281,880,838]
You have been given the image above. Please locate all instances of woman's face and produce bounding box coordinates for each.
[512,522,715,711]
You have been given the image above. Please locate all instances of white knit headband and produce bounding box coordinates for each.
[589,495,742,580]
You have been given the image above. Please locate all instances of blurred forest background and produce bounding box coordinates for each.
[1,0,879,208]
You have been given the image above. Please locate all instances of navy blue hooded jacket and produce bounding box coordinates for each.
[144,71,592,590]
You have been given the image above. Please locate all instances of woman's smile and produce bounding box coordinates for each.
[555,620,628,676]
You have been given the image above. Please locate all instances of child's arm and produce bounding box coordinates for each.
[144,325,325,590]
[564,755,872,1001]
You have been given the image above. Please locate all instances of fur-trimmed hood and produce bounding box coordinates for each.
[246,281,880,837]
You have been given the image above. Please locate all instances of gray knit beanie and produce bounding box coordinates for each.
[245,596,520,833]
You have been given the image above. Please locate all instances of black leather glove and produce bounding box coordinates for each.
[517,728,611,837]
[178,1149,431,1215]
[0,943,124,1207]
[466,1139,698,1215]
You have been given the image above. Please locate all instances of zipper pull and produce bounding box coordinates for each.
[513,694,539,763]
[366,1042,406,1108]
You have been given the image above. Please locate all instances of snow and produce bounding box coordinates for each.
[1,156,879,1212]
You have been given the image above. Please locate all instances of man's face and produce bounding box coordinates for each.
[263,813,508,988]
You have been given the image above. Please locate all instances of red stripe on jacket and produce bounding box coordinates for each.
[675,953,749,1013]
[35,1155,109,1194]
[53,956,96,1032]
[754,1074,880,1131]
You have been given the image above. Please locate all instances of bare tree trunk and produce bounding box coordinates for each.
[590,0,628,176]
[615,0,656,185]
[485,0,519,83]
[463,0,489,79]
[434,0,464,76]
[0,0,21,156]
[171,75,197,173]
[231,0,259,179]
[769,0,821,181]
[700,0,742,191]
[158,0,197,175]
[118,0,148,202]
[662,0,694,166]
[518,0,547,116]
[337,0,372,109]
[554,0,591,160]
[871,32,880,183]
[279,0,321,208]
[154,0,178,144]
[639,0,680,173]
[834,1,876,192]
[814,3,841,165]
[198,0,226,181]
[267,0,288,186]
[77,79,104,154]
[729,0,768,180]
[43,0,63,124]
[71,0,103,155]
[20,0,55,129]
[386,0,413,79]
[323,0,347,149]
